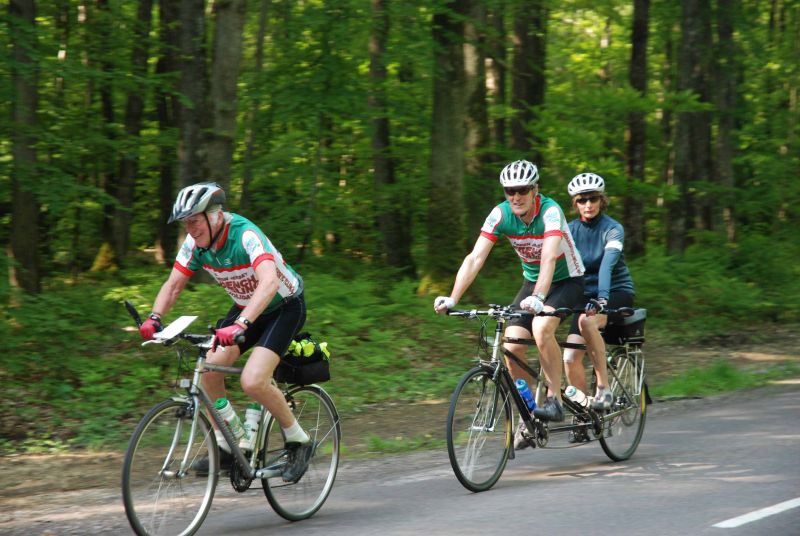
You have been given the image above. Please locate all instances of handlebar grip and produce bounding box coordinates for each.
[551,307,574,318]
[234,333,246,345]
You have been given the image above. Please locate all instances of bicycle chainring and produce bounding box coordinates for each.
[229,461,253,492]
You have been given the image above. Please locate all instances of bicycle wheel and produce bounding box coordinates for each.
[446,366,513,492]
[599,346,647,461]
[122,398,218,536]
[261,385,340,521]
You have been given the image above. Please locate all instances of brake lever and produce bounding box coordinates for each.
[125,300,143,327]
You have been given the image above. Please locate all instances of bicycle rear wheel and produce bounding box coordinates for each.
[261,385,340,521]
[122,398,217,536]
[446,366,512,492]
[599,346,647,461]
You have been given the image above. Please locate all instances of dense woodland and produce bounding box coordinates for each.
[2,0,800,451]
[3,0,799,301]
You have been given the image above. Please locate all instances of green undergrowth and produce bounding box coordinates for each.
[2,257,798,456]
[649,360,800,399]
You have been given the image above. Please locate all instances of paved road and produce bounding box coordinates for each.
[4,383,800,535]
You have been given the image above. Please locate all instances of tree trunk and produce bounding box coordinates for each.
[91,0,120,273]
[510,0,547,161]
[207,0,247,191]
[624,0,649,256]
[9,0,40,293]
[487,3,506,152]
[668,0,712,254]
[423,0,468,293]
[155,0,181,264]
[241,0,271,213]
[370,0,415,276]
[464,2,493,237]
[115,0,154,263]
[714,0,737,242]
[178,0,208,190]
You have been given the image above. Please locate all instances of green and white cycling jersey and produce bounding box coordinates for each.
[174,213,302,312]
[480,194,585,283]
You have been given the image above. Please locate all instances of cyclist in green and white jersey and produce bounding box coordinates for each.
[434,160,585,435]
[139,182,312,480]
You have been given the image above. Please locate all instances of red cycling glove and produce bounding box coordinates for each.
[213,324,244,352]
[139,315,163,340]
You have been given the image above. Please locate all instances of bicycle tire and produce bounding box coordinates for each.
[261,385,340,521]
[599,346,647,461]
[446,366,513,492]
[122,398,218,536]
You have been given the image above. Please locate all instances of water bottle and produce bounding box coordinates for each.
[515,379,536,412]
[564,385,590,408]
[215,398,247,442]
[239,403,262,451]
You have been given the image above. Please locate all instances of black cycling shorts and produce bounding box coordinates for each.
[217,293,306,357]
[568,290,634,336]
[507,277,585,331]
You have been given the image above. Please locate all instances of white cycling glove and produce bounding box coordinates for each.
[434,296,456,312]
[519,295,544,314]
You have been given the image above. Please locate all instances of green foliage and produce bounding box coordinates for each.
[366,433,446,455]
[4,1,800,456]
[629,229,800,340]
[650,360,800,399]
[3,259,797,455]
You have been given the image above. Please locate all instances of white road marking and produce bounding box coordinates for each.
[713,497,800,528]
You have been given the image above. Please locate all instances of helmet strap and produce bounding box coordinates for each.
[196,211,225,255]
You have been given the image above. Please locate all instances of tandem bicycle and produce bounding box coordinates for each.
[445,304,648,492]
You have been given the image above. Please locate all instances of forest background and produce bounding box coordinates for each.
[2,0,799,452]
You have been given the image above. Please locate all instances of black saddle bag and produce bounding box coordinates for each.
[274,332,331,385]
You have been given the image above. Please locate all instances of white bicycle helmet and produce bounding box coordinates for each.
[567,173,605,196]
[499,160,540,187]
[168,182,226,223]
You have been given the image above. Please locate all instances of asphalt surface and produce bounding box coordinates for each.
[3,383,799,536]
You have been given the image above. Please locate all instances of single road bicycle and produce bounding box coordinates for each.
[445,304,648,492]
[121,302,341,536]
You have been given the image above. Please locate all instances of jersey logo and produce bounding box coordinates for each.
[542,206,562,229]
[242,230,267,258]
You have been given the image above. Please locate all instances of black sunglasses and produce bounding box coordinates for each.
[504,186,534,197]
[575,195,601,205]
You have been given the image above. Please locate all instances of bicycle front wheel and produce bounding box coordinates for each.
[446,366,512,492]
[122,398,217,536]
[599,346,647,461]
[261,385,341,521]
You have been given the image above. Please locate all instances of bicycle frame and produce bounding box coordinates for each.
[167,343,286,481]
[457,306,635,449]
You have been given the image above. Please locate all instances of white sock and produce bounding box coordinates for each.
[215,430,231,453]
[282,420,310,444]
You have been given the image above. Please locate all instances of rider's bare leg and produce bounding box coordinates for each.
[563,334,588,393]
[240,347,296,428]
[578,313,609,396]
[531,314,563,401]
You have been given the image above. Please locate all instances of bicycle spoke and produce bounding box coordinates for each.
[262,385,340,521]
[447,367,511,492]
[122,399,217,536]
[599,347,647,461]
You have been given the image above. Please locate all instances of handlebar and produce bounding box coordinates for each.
[446,305,635,320]
[124,300,246,348]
